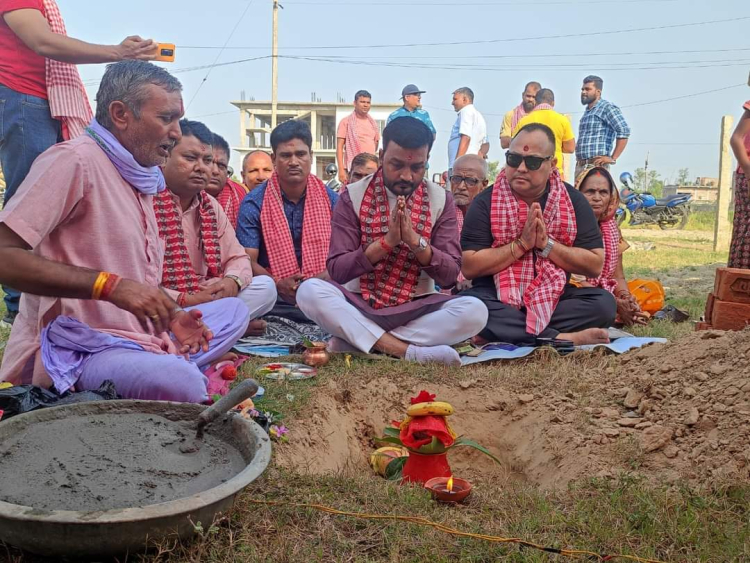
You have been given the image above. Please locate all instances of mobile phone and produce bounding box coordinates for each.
[154,43,176,63]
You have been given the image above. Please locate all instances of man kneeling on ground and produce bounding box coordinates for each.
[155,119,277,336]
[297,117,488,366]
[460,123,615,346]
[0,61,248,403]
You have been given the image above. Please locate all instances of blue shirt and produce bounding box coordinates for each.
[235,180,338,270]
[387,106,437,137]
[576,99,630,160]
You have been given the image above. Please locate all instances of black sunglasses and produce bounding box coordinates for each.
[450,175,481,187]
[505,151,552,171]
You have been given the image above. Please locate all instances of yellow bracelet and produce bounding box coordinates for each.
[509,240,518,261]
[91,272,109,300]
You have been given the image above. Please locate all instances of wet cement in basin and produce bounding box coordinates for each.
[0,412,247,512]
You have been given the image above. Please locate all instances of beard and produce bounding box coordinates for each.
[581,94,595,105]
[385,177,420,197]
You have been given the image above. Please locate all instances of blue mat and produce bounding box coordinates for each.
[460,337,667,366]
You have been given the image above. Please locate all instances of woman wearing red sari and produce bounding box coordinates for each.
[575,166,647,326]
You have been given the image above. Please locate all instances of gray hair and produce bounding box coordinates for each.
[453,87,475,103]
[95,60,182,129]
[453,154,488,179]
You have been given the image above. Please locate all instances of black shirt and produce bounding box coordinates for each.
[460,181,603,290]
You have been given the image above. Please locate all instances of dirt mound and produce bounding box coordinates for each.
[277,331,750,488]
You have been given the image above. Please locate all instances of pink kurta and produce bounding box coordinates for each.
[159,191,253,301]
[0,136,174,386]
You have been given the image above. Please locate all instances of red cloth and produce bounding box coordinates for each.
[260,171,331,280]
[511,103,528,132]
[0,0,47,99]
[359,169,432,309]
[490,168,577,335]
[154,190,223,293]
[400,415,455,449]
[216,179,247,229]
[42,0,92,139]
[588,218,619,294]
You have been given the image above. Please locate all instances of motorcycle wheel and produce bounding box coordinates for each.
[658,206,690,230]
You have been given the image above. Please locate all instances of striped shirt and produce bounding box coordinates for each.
[576,99,630,160]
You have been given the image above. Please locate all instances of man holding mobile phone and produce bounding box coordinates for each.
[0,0,156,325]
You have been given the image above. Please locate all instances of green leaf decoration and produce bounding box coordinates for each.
[375,436,406,447]
[452,437,503,465]
[383,426,401,438]
[302,337,315,349]
[384,456,408,481]
[417,436,448,454]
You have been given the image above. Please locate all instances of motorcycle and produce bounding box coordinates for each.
[324,163,342,193]
[616,172,692,230]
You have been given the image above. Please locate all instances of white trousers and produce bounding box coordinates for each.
[238,275,277,320]
[297,278,488,353]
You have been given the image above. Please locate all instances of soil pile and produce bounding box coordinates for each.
[0,413,246,511]
[277,329,750,488]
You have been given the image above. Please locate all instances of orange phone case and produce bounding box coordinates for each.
[154,43,175,62]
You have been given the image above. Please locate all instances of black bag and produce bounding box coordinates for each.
[0,380,118,421]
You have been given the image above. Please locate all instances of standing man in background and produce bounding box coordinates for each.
[336,89,380,184]
[447,87,488,188]
[0,0,155,325]
[513,88,575,179]
[387,84,436,140]
[500,81,541,149]
[575,75,630,178]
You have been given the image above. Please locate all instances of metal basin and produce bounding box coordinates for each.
[0,400,272,558]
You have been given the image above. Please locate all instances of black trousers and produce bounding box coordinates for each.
[461,284,616,346]
[266,298,315,324]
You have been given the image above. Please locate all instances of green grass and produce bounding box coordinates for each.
[3,234,746,562]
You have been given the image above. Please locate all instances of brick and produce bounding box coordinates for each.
[714,267,750,304]
[711,299,750,331]
[694,321,713,331]
[704,292,715,321]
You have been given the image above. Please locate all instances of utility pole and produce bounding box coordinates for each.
[643,151,649,192]
[271,0,279,129]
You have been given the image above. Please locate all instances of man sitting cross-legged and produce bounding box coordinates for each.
[155,119,277,336]
[0,61,249,403]
[297,117,488,366]
[460,123,615,346]
[236,120,338,328]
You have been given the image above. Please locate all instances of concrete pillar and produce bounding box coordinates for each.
[239,108,247,148]
[563,113,574,183]
[714,115,734,252]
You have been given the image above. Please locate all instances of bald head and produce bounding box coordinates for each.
[242,150,274,190]
[453,154,488,179]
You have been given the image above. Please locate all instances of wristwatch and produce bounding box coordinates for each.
[413,236,429,253]
[225,275,243,290]
[540,237,556,258]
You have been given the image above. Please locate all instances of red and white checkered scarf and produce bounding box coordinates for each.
[216,179,247,229]
[260,171,331,280]
[359,169,432,309]
[344,111,378,170]
[42,0,93,140]
[154,190,223,293]
[490,168,577,335]
[511,103,528,132]
[588,219,619,294]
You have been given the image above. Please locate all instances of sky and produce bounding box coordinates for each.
[64,0,749,183]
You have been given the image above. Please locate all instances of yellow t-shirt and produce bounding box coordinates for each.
[500,109,514,138]
[513,109,574,175]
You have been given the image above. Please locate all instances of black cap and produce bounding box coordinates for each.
[401,84,426,98]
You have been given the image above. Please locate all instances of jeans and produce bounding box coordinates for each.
[0,84,62,314]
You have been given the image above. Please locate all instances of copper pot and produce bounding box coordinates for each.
[302,343,330,367]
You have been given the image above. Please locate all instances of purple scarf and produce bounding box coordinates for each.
[86,119,166,195]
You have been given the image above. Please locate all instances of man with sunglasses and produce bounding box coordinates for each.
[460,123,616,347]
[386,84,437,140]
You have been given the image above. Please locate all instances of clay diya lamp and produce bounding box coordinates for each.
[424,476,472,503]
[302,342,330,367]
